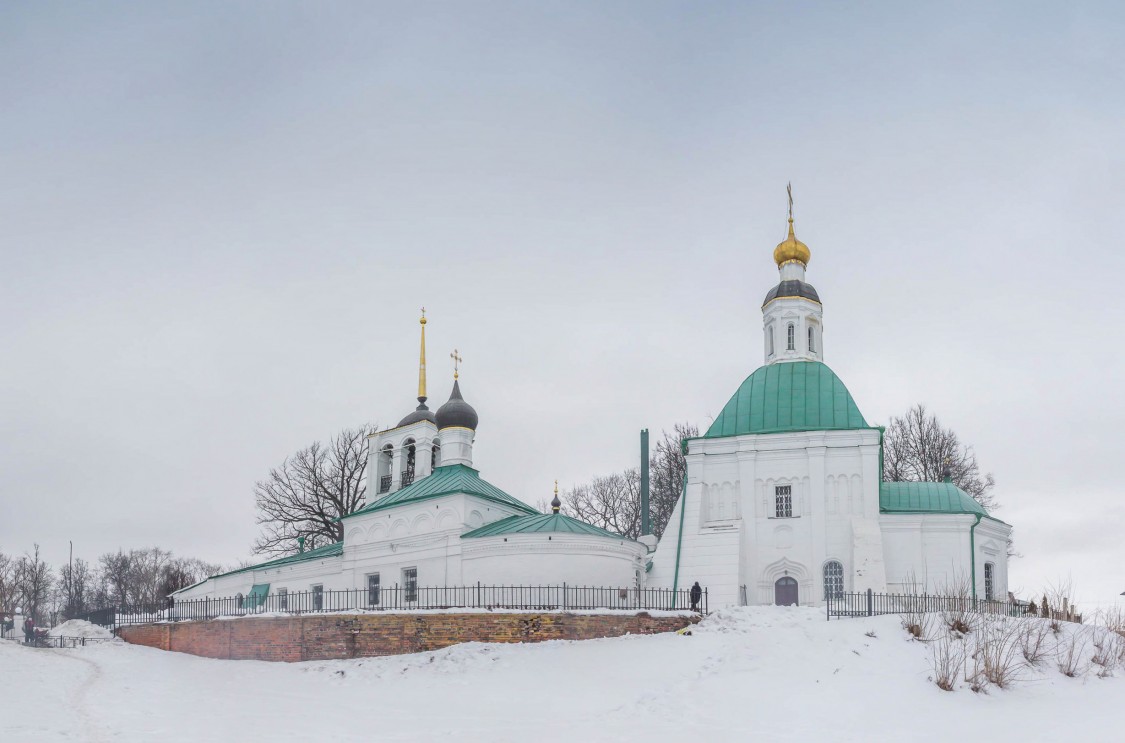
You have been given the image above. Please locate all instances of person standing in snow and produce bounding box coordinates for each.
[690,582,702,612]
[23,616,34,644]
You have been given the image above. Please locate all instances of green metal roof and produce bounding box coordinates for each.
[345,464,537,519]
[879,481,988,517]
[461,512,635,541]
[200,541,344,584]
[704,361,870,438]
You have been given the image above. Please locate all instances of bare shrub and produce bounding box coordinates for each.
[1091,630,1118,677]
[1044,578,1081,624]
[974,617,1025,689]
[1056,627,1091,678]
[1018,619,1053,666]
[965,643,987,693]
[1099,606,1125,638]
[898,573,933,641]
[929,635,964,691]
[938,574,976,635]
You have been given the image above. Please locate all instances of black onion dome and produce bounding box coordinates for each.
[397,400,436,427]
[435,380,478,430]
[762,279,821,307]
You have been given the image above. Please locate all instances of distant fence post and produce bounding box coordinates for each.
[866,588,874,617]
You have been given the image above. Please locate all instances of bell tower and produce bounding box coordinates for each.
[762,184,823,365]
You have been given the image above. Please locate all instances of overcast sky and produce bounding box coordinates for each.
[2,1,1122,609]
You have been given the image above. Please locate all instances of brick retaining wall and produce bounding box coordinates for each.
[117,612,699,662]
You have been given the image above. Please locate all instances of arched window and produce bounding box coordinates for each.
[768,326,775,356]
[787,323,795,351]
[984,562,995,601]
[403,439,416,486]
[378,444,393,493]
[823,560,844,600]
[808,326,815,353]
[431,440,441,470]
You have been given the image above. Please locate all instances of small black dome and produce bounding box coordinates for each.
[763,279,820,307]
[435,380,478,431]
[397,400,436,427]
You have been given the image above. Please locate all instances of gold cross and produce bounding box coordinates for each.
[450,349,462,379]
[787,182,794,221]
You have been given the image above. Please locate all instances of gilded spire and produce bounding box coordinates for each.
[551,480,561,514]
[417,308,427,403]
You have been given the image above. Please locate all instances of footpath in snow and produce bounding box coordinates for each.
[1,607,1121,742]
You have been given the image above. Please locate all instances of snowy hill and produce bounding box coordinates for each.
[2,607,1121,742]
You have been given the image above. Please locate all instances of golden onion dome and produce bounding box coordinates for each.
[773,218,810,267]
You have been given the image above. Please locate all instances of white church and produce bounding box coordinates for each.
[175,205,1011,608]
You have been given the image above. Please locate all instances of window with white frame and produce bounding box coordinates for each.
[403,567,418,603]
[984,562,995,601]
[808,326,815,353]
[278,587,288,611]
[775,485,793,518]
[311,584,323,611]
[823,560,844,600]
[367,573,381,606]
[787,323,795,351]
[769,326,775,356]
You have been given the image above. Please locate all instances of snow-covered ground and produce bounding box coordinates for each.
[2,607,1121,742]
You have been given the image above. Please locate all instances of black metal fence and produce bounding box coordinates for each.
[86,584,706,628]
[826,589,1030,620]
[1,633,116,649]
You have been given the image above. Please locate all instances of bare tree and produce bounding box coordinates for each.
[98,550,133,607]
[157,556,222,598]
[90,548,225,608]
[14,545,54,624]
[883,404,998,512]
[650,423,698,537]
[563,469,643,539]
[127,548,176,606]
[253,425,370,556]
[57,558,93,620]
[0,549,15,613]
[555,423,698,539]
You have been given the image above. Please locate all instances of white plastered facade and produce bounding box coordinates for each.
[175,400,645,601]
[647,221,1012,608]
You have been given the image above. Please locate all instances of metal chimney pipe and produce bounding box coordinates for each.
[640,429,650,536]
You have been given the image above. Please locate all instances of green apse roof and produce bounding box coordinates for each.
[704,361,870,438]
[879,481,989,517]
[461,512,635,541]
[199,541,344,584]
[345,464,537,519]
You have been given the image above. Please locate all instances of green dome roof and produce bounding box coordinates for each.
[704,361,869,438]
[461,512,634,541]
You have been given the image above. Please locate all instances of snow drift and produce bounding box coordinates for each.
[2,607,1121,742]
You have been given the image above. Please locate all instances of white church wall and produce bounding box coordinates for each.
[176,551,351,601]
[648,428,885,608]
[879,514,1010,600]
[461,534,645,588]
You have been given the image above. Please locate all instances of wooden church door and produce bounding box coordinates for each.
[774,577,798,606]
